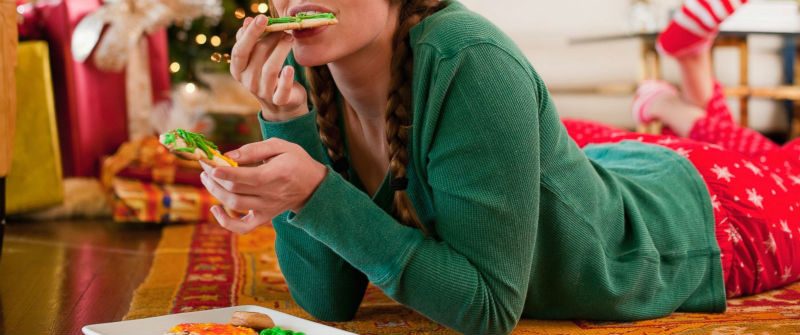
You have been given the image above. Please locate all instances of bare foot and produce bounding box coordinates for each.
[648,93,705,137]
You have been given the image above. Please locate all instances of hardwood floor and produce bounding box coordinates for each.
[0,219,163,335]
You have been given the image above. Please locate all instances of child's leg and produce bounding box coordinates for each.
[657,0,749,58]
[645,77,779,156]
[676,50,716,110]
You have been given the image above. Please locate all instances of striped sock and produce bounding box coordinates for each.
[657,0,749,57]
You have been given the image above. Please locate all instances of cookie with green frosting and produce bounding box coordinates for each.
[159,129,238,167]
[265,12,338,33]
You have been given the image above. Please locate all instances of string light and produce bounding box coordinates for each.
[195,34,208,45]
[185,83,197,93]
[250,3,259,13]
[234,8,246,19]
[257,3,268,13]
[210,53,232,64]
[210,36,221,47]
[169,62,181,73]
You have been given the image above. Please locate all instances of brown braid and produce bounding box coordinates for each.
[307,66,349,181]
[384,0,444,231]
[306,0,445,231]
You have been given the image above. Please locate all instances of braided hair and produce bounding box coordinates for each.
[306,0,445,231]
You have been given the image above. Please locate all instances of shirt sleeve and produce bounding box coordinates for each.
[258,111,369,321]
[284,44,541,334]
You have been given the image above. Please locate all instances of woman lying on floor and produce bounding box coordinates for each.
[198,0,800,333]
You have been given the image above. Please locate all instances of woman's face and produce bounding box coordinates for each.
[271,0,397,66]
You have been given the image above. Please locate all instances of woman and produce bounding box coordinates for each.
[199,0,800,333]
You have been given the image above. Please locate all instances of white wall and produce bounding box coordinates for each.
[458,0,790,132]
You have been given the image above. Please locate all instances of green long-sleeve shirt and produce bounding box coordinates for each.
[258,1,725,334]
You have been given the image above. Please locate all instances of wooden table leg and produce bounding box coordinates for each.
[637,38,664,134]
[739,37,750,128]
[793,107,800,139]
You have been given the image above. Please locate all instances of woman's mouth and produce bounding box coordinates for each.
[292,25,331,39]
[288,3,336,17]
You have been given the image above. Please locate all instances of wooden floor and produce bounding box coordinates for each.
[0,219,163,335]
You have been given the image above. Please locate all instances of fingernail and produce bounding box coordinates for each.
[199,160,212,172]
[255,15,266,25]
[243,17,253,26]
[282,33,293,41]
[226,150,240,159]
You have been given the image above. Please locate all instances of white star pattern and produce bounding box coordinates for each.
[743,160,764,176]
[746,188,764,209]
[657,137,677,145]
[764,233,777,254]
[711,165,735,182]
[674,147,692,158]
[782,266,793,283]
[790,175,800,186]
[780,220,793,237]
[771,174,788,192]
[710,194,721,211]
[726,225,742,244]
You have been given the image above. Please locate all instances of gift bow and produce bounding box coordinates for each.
[72,0,221,139]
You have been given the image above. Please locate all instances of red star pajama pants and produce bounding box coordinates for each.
[562,83,800,298]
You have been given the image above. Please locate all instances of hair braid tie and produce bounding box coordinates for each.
[390,177,409,191]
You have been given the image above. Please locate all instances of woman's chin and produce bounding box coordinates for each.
[291,47,334,68]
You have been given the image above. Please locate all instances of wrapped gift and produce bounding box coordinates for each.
[101,136,203,188]
[111,178,218,223]
[17,0,171,177]
[7,41,64,214]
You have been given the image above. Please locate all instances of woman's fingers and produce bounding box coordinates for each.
[259,34,294,101]
[230,15,268,80]
[211,207,265,234]
[272,66,295,106]
[235,16,254,41]
[201,172,264,211]
[225,138,296,165]
[241,40,274,95]
[199,161,264,191]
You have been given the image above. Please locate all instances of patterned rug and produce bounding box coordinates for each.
[126,221,800,334]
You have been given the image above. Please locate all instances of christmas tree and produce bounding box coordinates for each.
[167,0,272,84]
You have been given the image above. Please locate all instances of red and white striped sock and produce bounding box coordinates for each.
[657,0,749,57]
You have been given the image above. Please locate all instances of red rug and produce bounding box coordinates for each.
[126,221,800,334]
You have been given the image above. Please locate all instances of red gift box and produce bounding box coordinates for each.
[18,0,171,177]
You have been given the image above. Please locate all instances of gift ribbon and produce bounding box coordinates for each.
[71,0,222,140]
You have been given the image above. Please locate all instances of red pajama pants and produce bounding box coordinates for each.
[562,82,800,298]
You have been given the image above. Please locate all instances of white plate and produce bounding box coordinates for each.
[82,305,359,335]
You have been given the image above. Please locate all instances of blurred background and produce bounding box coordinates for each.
[464,0,793,133]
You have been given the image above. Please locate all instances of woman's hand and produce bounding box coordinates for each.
[231,15,309,121]
[199,138,328,234]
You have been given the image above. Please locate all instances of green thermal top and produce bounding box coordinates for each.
[258,1,725,334]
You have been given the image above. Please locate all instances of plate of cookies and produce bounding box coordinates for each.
[81,305,358,335]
